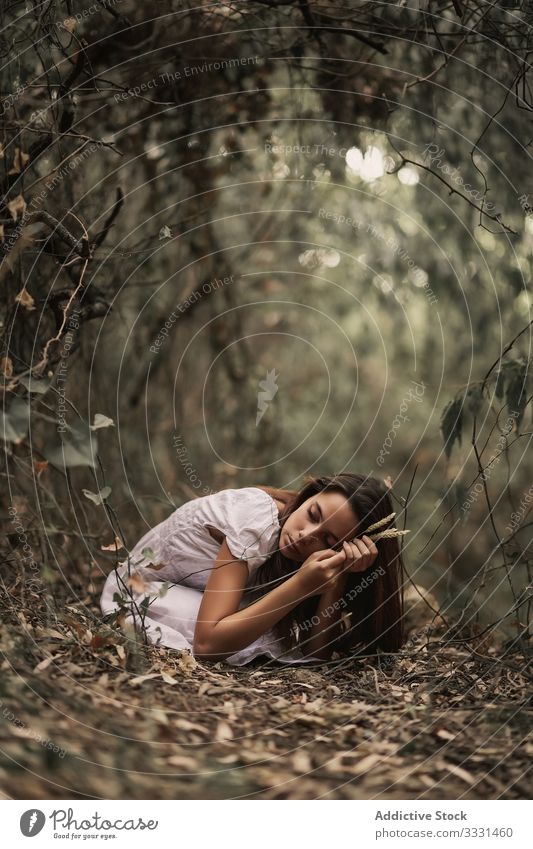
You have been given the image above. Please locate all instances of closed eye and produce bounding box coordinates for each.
[308,505,336,548]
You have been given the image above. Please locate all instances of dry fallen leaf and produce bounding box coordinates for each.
[1,356,13,377]
[222,700,238,721]
[40,628,64,640]
[160,671,178,685]
[8,148,30,175]
[166,754,198,769]
[151,709,169,725]
[177,650,198,676]
[172,718,209,734]
[434,727,456,742]
[15,287,35,311]
[216,753,239,764]
[90,632,116,650]
[34,656,55,673]
[100,536,125,551]
[127,572,148,594]
[128,673,160,687]
[215,720,233,742]
[326,751,382,776]
[292,750,313,773]
[444,762,476,785]
[0,225,35,282]
[7,194,27,221]
[348,753,384,775]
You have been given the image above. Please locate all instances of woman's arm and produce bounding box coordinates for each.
[193,538,306,661]
[194,537,355,662]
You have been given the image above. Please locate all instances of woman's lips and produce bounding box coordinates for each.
[287,532,301,556]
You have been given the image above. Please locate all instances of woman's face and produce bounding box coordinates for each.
[279,490,360,563]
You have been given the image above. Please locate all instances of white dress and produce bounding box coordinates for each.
[100,487,320,665]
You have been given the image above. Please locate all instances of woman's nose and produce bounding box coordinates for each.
[299,528,318,545]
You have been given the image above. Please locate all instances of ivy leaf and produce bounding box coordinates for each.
[440,398,463,459]
[82,486,111,505]
[494,368,505,400]
[44,420,97,469]
[0,397,30,444]
[18,375,51,394]
[90,413,115,430]
[466,384,484,417]
[505,360,528,432]
[454,479,470,524]
[157,582,170,599]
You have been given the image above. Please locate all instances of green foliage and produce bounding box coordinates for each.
[1,0,532,644]
[82,486,112,505]
[18,376,52,395]
[43,420,97,470]
[440,398,464,460]
[0,397,30,443]
[504,359,529,430]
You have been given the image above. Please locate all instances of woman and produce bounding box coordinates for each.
[100,473,405,665]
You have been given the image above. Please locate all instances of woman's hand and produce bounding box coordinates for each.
[296,548,351,600]
[296,535,379,600]
[341,534,379,574]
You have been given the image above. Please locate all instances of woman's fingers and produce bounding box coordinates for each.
[315,547,345,563]
[364,534,379,556]
[314,536,379,577]
[317,549,353,581]
[342,535,379,572]
[342,541,360,571]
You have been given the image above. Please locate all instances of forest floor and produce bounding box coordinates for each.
[0,585,531,800]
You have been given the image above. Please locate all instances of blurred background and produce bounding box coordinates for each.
[1,0,532,644]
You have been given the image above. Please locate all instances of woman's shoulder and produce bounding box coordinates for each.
[166,486,284,529]
[250,486,286,513]
[208,486,281,519]
[178,486,279,526]
[250,485,297,515]
[198,485,279,506]
[188,486,280,569]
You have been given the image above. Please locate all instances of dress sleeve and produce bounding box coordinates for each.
[207,487,280,578]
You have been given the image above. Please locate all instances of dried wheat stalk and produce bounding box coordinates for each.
[367,527,411,542]
[363,511,411,543]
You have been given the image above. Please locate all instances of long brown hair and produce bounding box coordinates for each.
[249,473,405,658]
